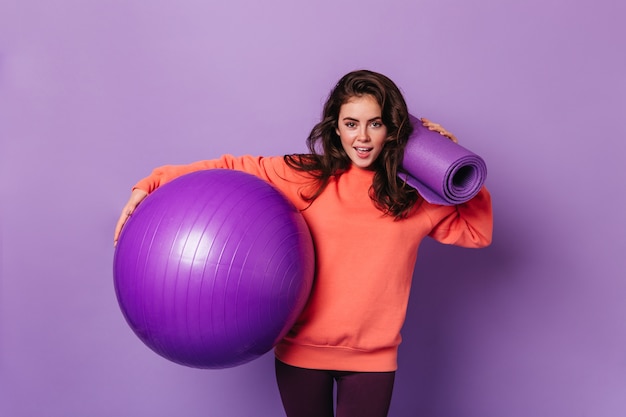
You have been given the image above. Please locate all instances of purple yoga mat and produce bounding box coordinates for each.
[399,115,487,205]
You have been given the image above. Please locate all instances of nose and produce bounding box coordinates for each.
[356,126,370,142]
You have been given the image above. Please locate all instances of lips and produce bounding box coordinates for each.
[355,147,373,158]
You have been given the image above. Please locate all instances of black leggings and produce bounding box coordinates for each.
[275,359,395,417]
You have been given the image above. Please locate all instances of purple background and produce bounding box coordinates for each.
[1,0,624,416]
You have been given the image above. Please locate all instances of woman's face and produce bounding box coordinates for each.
[335,95,388,169]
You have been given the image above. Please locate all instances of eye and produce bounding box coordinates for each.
[371,121,383,128]
[345,122,356,128]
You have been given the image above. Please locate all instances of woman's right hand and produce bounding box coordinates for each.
[114,188,149,246]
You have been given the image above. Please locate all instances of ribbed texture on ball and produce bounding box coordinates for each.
[113,169,314,368]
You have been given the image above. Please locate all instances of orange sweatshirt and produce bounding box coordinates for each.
[133,154,493,372]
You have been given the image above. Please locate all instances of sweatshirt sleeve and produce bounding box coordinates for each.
[423,186,493,248]
[132,154,312,210]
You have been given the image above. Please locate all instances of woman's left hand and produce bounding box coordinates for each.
[421,118,458,143]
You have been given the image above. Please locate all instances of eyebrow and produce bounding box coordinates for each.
[341,116,383,122]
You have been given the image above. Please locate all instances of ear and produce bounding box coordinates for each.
[335,126,341,137]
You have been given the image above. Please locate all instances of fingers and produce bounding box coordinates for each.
[420,118,459,143]
[113,207,133,246]
[440,130,458,143]
[113,189,149,246]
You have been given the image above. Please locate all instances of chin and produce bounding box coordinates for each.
[351,160,375,169]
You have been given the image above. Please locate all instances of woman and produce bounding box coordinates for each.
[114,70,492,417]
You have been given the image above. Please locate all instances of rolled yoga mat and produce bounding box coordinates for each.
[399,115,487,206]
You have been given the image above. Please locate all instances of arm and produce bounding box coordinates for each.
[418,118,490,246]
[132,155,271,194]
[425,186,493,248]
[113,155,308,244]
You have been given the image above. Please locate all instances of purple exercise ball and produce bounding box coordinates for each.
[113,169,315,369]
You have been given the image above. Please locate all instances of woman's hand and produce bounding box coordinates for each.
[421,118,458,143]
[113,188,149,246]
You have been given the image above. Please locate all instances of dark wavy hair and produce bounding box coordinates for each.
[285,69,419,219]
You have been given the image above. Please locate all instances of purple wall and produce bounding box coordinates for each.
[1,0,624,416]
